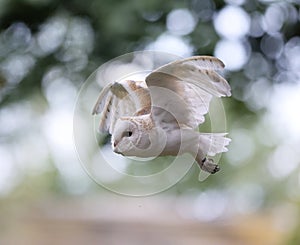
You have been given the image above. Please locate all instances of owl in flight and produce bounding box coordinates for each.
[92,56,231,174]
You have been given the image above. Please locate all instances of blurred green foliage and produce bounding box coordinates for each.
[1,0,300,243]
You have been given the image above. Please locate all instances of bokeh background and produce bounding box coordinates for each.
[1,0,300,244]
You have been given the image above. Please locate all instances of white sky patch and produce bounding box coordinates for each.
[146,33,193,57]
[13,133,51,175]
[244,78,272,111]
[166,9,196,36]
[42,68,77,109]
[268,83,300,140]
[229,184,264,214]
[43,109,77,167]
[1,54,35,84]
[214,5,250,40]
[226,128,255,166]
[0,103,31,136]
[42,108,91,194]
[284,37,300,74]
[193,190,227,221]
[41,70,92,192]
[0,147,19,196]
[92,148,128,184]
[261,3,285,34]
[225,0,246,5]
[214,39,249,71]
[37,16,67,54]
[268,144,299,179]
[101,144,129,173]
[266,82,300,180]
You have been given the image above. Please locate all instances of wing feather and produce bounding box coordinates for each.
[92,80,150,133]
[149,56,230,97]
[145,56,230,128]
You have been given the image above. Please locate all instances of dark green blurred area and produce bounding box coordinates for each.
[1,0,300,244]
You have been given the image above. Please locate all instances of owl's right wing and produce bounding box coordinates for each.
[145,56,231,129]
[92,80,151,134]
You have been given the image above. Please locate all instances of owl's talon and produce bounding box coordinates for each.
[200,158,220,174]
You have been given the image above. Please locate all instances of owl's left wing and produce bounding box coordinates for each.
[145,56,231,129]
[92,80,151,133]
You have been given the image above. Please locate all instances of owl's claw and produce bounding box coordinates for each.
[200,157,220,174]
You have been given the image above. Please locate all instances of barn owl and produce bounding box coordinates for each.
[92,56,231,174]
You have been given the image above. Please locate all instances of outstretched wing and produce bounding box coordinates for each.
[92,80,151,133]
[145,56,231,129]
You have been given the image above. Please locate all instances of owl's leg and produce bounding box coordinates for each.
[194,133,231,174]
[176,129,221,174]
[195,141,220,174]
[199,156,220,174]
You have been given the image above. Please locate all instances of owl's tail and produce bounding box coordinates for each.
[199,133,231,156]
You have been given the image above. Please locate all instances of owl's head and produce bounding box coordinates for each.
[112,117,150,156]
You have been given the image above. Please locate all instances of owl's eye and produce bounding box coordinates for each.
[122,131,133,137]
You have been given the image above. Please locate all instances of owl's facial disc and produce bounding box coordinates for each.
[112,118,139,155]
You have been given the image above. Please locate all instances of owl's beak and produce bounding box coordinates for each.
[113,147,124,156]
[113,141,124,155]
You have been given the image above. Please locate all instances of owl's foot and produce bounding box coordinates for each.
[200,157,220,174]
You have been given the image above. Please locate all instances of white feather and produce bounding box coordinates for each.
[92,80,150,133]
[92,56,232,174]
[146,56,230,128]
